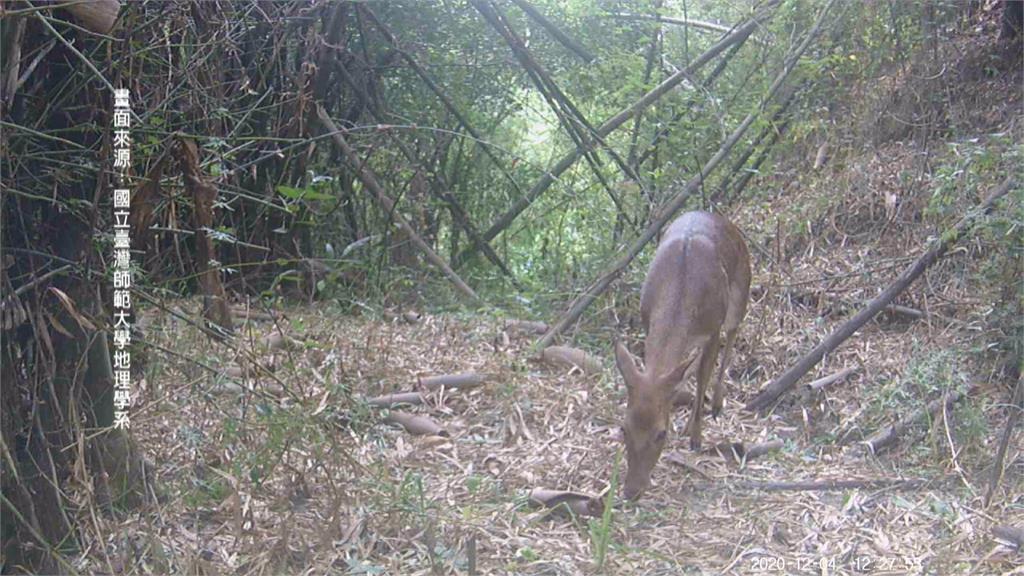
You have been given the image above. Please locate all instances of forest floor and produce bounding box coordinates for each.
[86,11,1023,576]
[111,221,1021,576]
[104,111,1023,576]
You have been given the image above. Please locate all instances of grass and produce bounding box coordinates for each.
[868,346,962,418]
[862,344,995,472]
[588,449,620,571]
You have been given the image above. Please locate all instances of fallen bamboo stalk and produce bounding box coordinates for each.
[862,384,975,454]
[993,525,1024,549]
[365,373,487,408]
[884,304,925,320]
[385,411,448,436]
[260,330,299,351]
[504,319,550,336]
[528,488,604,518]
[541,346,603,375]
[232,308,277,322]
[728,476,945,492]
[747,177,1017,412]
[466,534,477,575]
[706,440,784,463]
[983,375,1023,507]
[365,392,424,408]
[805,367,858,393]
[663,452,713,480]
[420,372,487,392]
[745,440,785,460]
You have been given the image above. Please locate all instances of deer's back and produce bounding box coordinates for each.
[640,211,749,333]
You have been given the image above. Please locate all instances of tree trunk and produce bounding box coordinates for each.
[0,13,148,572]
[178,137,234,337]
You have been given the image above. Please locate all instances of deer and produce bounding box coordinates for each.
[615,211,751,500]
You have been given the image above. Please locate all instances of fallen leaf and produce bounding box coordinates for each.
[49,287,96,331]
[528,488,604,518]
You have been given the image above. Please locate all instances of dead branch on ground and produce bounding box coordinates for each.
[746,177,1016,412]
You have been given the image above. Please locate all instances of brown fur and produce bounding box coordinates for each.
[616,211,751,499]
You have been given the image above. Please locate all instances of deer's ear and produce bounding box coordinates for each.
[614,341,641,390]
[657,348,699,388]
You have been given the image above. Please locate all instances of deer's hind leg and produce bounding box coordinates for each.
[686,337,720,451]
[711,328,738,418]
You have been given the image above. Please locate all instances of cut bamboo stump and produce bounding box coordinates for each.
[420,372,487,392]
[365,392,424,408]
[541,346,603,375]
[385,411,448,436]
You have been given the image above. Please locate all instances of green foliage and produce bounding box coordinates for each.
[395,470,433,519]
[928,138,1023,367]
[300,0,804,296]
[867,345,987,466]
[182,474,230,509]
[276,185,336,203]
[928,140,1007,218]
[588,449,621,571]
[515,546,540,562]
[880,346,968,409]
